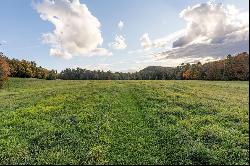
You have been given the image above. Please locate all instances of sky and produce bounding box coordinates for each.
[0,0,249,72]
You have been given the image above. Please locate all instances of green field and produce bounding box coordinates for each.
[0,78,249,165]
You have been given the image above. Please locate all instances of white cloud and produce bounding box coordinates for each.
[118,21,124,30]
[35,0,112,59]
[109,35,127,50]
[50,48,72,59]
[151,2,249,61]
[140,30,185,50]
[173,2,249,47]
[91,48,113,56]
[109,20,127,50]
[140,33,152,50]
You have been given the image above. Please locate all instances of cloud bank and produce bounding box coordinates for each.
[173,2,249,48]
[141,2,249,62]
[155,40,249,60]
[35,0,111,59]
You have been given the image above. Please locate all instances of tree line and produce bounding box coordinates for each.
[180,53,249,81]
[0,52,57,79]
[0,52,249,88]
[59,52,249,81]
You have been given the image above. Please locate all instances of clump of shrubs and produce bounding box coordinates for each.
[0,56,10,88]
[46,70,57,80]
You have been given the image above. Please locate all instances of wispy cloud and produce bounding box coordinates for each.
[118,21,124,30]
[109,35,127,50]
[155,40,249,60]
[140,30,185,50]
[109,21,127,50]
[0,40,7,45]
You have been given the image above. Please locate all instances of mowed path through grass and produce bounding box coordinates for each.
[0,78,249,164]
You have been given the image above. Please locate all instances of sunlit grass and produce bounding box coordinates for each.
[0,78,249,164]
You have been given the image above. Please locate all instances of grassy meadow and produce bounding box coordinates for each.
[0,78,249,165]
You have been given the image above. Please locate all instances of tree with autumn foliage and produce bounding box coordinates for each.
[0,55,10,88]
[179,52,249,81]
[0,52,249,82]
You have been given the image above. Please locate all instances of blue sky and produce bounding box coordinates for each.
[0,0,249,72]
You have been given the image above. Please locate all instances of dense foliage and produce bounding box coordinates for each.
[59,52,249,81]
[0,79,248,164]
[0,55,10,88]
[1,52,249,81]
[183,53,249,81]
[0,52,57,80]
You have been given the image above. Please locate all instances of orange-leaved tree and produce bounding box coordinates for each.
[0,56,10,88]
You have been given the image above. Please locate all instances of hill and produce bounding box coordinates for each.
[139,66,175,72]
[139,66,175,79]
